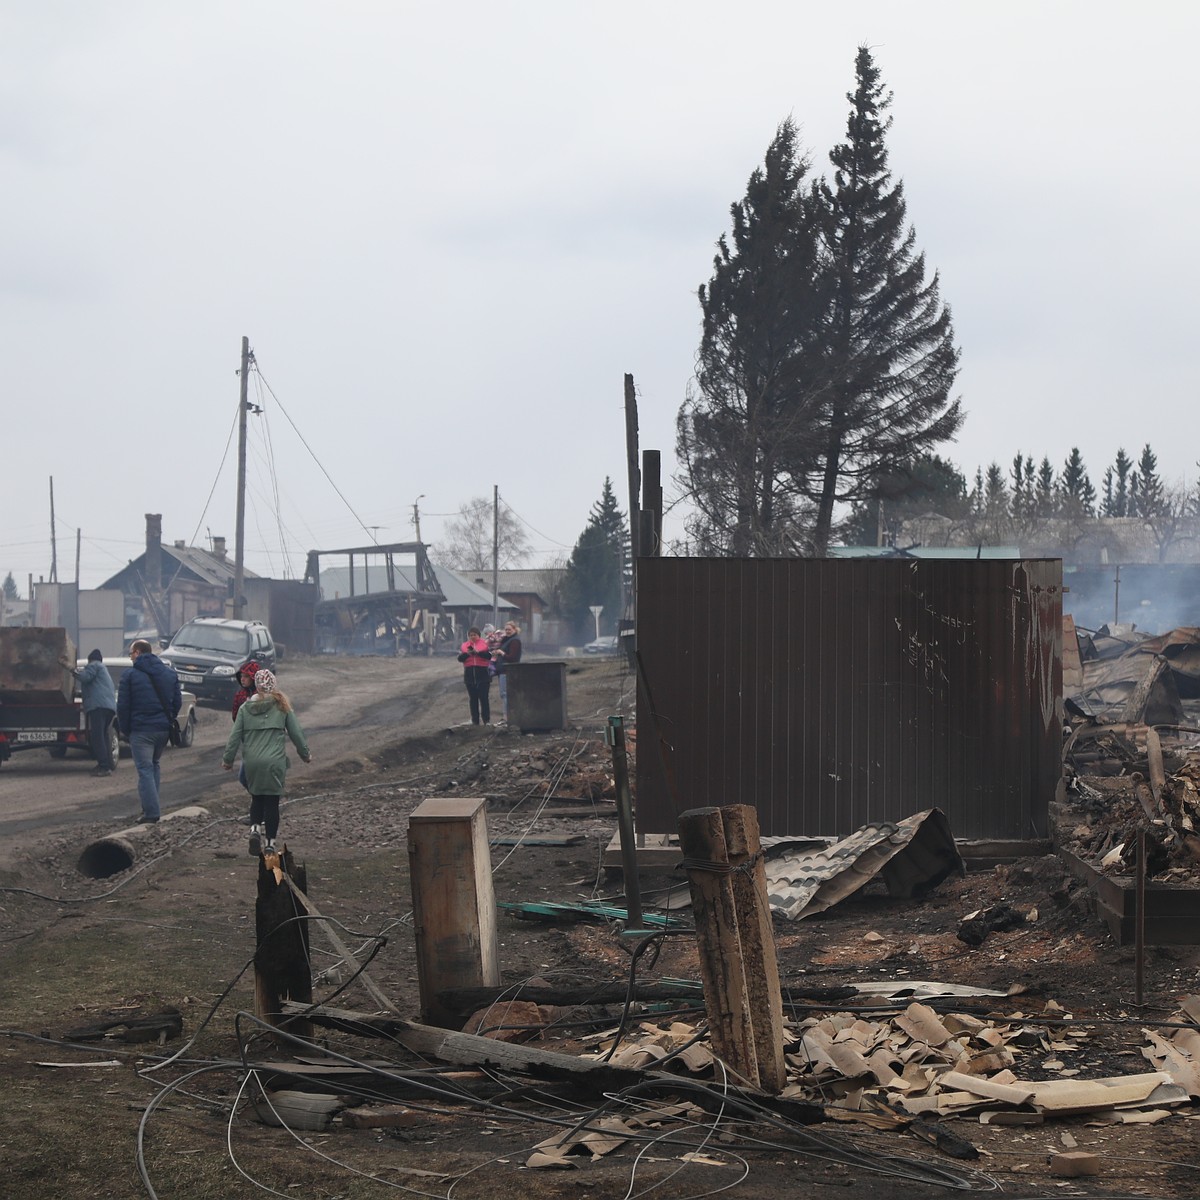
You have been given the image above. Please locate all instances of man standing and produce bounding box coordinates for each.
[74,649,117,777]
[117,638,181,824]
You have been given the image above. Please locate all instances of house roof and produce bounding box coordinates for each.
[101,544,258,591]
[315,561,517,612]
[465,567,556,601]
[830,545,1022,560]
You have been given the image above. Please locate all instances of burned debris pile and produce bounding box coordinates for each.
[1062,624,1200,881]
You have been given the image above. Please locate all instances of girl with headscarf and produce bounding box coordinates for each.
[222,668,312,855]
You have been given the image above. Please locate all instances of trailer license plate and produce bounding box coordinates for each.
[177,672,204,683]
[17,731,58,742]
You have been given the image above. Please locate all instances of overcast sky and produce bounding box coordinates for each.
[3,1,1197,590]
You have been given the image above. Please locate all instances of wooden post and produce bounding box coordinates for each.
[607,716,643,929]
[721,805,786,1093]
[408,797,500,1028]
[677,807,759,1086]
[254,849,314,1042]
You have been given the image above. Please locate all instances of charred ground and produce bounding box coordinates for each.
[0,654,1197,1198]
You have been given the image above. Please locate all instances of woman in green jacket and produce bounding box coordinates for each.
[222,668,311,856]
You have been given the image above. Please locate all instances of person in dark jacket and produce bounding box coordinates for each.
[117,639,182,824]
[457,627,492,724]
[495,620,522,723]
[73,649,118,776]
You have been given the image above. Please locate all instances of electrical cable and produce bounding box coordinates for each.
[252,360,377,543]
[187,401,240,549]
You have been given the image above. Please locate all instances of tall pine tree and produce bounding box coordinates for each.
[1058,448,1096,517]
[561,479,629,641]
[1133,443,1164,517]
[808,45,961,555]
[676,120,826,555]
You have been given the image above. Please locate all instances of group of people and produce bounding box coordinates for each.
[73,643,311,853]
[457,620,522,725]
[77,617,524,847]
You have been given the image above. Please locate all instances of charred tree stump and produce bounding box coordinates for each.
[678,806,760,1088]
[254,849,313,1041]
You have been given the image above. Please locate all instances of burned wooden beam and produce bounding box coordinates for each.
[255,849,313,1040]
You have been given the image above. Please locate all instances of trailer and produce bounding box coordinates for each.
[0,626,91,766]
[0,627,197,767]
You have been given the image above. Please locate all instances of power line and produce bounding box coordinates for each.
[251,361,376,544]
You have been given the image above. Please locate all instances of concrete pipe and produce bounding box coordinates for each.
[76,807,209,880]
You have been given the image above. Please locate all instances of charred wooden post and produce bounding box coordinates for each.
[607,715,643,929]
[720,805,786,1093]
[677,806,759,1087]
[254,848,313,1040]
[408,797,500,1028]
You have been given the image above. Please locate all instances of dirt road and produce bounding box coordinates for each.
[0,653,463,857]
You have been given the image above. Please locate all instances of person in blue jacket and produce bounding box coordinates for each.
[74,649,118,776]
[117,639,182,824]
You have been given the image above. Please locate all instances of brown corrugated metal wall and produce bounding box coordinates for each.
[634,558,1062,840]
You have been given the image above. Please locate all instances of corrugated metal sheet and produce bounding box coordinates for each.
[634,558,1062,841]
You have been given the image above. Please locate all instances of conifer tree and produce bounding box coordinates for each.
[1133,443,1164,517]
[561,480,629,640]
[1107,448,1133,517]
[676,120,826,555]
[808,45,961,555]
[1,571,18,601]
[1058,448,1096,517]
[1035,457,1057,517]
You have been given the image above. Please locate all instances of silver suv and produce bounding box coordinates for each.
[159,618,276,704]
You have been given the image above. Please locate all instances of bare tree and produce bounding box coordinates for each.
[1143,481,1199,562]
[442,496,531,571]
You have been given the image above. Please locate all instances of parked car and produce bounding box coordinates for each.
[59,657,198,760]
[583,636,620,655]
[158,617,277,704]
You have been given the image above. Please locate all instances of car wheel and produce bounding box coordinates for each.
[179,711,196,748]
[106,723,120,767]
[47,744,68,760]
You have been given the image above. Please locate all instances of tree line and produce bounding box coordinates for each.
[843,445,1200,561]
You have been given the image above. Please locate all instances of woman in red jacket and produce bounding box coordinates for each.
[457,627,493,725]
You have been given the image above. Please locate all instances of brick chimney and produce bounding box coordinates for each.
[212,536,227,561]
[145,514,162,590]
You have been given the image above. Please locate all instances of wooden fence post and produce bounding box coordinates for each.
[408,797,500,1028]
[677,807,759,1087]
[721,804,786,1093]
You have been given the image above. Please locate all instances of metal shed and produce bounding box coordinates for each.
[634,557,1062,841]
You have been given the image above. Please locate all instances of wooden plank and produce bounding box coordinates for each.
[408,797,500,1027]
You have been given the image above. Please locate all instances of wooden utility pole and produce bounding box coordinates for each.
[639,450,662,559]
[491,485,499,628]
[623,374,640,617]
[48,476,58,583]
[233,335,250,619]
